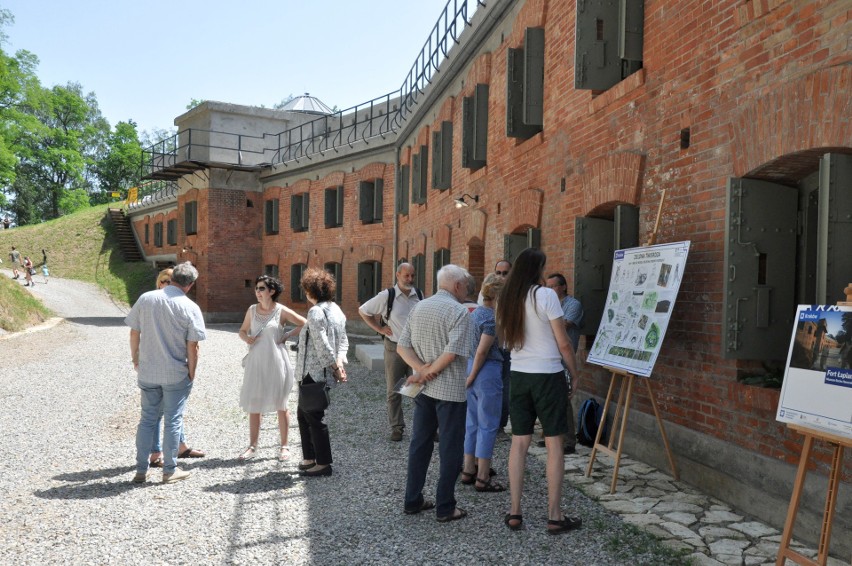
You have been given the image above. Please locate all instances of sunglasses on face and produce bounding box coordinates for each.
[495,270,509,276]
[160,279,170,284]
[255,286,268,292]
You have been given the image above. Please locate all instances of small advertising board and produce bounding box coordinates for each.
[776,305,852,440]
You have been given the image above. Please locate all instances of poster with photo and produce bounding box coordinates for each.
[776,305,852,440]
[586,241,691,377]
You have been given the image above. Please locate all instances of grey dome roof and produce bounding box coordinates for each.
[280,93,333,115]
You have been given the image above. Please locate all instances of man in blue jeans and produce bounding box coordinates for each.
[397,264,472,522]
[126,262,206,484]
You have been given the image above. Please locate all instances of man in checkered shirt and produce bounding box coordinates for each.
[397,264,472,523]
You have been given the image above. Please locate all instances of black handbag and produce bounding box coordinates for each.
[299,379,330,412]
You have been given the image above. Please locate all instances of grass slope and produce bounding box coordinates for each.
[0,204,155,331]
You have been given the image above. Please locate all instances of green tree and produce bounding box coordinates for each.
[92,120,142,203]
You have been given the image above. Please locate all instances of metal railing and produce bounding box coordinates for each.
[141,0,485,177]
[126,180,179,211]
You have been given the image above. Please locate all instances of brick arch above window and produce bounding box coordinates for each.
[506,188,543,234]
[507,0,547,46]
[580,153,645,215]
[280,249,310,267]
[731,66,852,180]
[353,244,384,264]
[435,224,452,251]
[357,163,387,182]
[318,171,345,187]
[433,96,455,125]
[262,186,284,199]
[462,209,488,245]
[317,247,345,266]
[463,53,492,92]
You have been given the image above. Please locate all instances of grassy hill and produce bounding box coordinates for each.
[0,204,156,332]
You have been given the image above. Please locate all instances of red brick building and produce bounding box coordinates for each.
[128,0,852,553]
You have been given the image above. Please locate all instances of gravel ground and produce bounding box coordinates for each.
[0,272,679,565]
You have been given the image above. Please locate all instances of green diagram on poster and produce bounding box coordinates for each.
[587,241,691,377]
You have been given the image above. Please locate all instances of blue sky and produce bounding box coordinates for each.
[1,0,460,136]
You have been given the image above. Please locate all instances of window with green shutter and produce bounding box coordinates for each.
[324,186,344,228]
[359,179,384,224]
[506,27,544,140]
[357,261,382,304]
[167,219,177,246]
[575,0,644,91]
[432,121,453,190]
[324,261,343,304]
[397,165,410,216]
[411,145,429,205]
[462,84,489,170]
[290,193,309,232]
[154,222,163,247]
[184,201,198,235]
[290,263,307,302]
[432,248,450,293]
[265,199,280,235]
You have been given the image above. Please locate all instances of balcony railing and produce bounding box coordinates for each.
[140,0,485,179]
[126,180,179,211]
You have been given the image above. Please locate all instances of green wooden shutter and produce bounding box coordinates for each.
[614,204,639,249]
[301,194,309,231]
[432,130,443,189]
[336,186,344,226]
[184,201,197,235]
[374,178,384,222]
[507,47,540,139]
[473,84,489,163]
[291,264,302,302]
[722,178,797,359]
[398,165,410,215]
[357,262,373,303]
[418,146,429,202]
[575,0,622,90]
[462,95,474,169]
[325,188,337,228]
[619,0,644,63]
[359,181,374,222]
[412,153,422,204]
[574,217,614,335]
[818,153,852,304]
[439,122,452,189]
[523,27,544,128]
[290,195,302,231]
[412,254,426,292]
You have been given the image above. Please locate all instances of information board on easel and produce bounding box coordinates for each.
[774,302,852,566]
[583,190,690,493]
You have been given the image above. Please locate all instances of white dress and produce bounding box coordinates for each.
[240,304,294,413]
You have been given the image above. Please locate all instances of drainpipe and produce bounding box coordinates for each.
[392,145,400,270]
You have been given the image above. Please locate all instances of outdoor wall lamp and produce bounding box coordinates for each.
[454,193,480,208]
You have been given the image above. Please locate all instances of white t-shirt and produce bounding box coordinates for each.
[510,286,564,374]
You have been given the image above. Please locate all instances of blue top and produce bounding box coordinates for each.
[468,305,504,363]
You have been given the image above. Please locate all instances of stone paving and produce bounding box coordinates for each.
[523,443,850,566]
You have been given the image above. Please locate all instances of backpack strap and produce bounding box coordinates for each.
[383,287,396,325]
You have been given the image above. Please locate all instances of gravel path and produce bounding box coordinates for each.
[0,273,676,565]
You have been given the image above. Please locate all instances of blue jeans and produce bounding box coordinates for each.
[404,394,466,517]
[136,378,193,474]
[150,414,186,454]
[464,359,503,460]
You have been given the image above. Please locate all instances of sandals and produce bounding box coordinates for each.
[238,446,256,460]
[504,514,523,531]
[460,471,476,485]
[474,477,506,492]
[149,457,163,468]
[279,445,290,461]
[404,499,436,515]
[547,516,583,535]
[178,448,205,458]
[436,507,467,523]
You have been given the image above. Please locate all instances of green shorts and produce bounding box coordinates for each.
[509,370,569,437]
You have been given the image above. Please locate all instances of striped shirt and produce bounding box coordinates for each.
[125,286,207,384]
[398,289,472,402]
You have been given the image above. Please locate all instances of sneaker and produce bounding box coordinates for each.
[390,430,403,442]
[132,472,148,483]
[162,468,191,484]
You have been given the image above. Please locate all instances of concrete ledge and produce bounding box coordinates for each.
[355,343,384,371]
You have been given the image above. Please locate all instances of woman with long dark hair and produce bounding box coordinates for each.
[495,248,582,534]
[237,275,306,461]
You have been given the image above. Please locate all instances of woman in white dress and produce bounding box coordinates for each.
[237,275,306,461]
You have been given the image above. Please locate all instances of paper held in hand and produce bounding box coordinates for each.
[394,375,423,398]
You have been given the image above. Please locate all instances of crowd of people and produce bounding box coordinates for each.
[7,246,49,286]
[125,249,585,534]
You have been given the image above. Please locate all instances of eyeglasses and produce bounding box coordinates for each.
[495,270,509,276]
[159,279,170,284]
[255,286,268,292]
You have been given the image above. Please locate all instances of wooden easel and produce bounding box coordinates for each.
[585,367,679,493]
[585,190,679,492]
[776,285,852,566]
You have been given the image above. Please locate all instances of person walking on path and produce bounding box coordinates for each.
[237,275,306,461]
[496,248,582,535]
[147,268,205,467]
[397,264,472,522]
[460,273,506,493]
[9,246,21,279]
[22,256,34,287]
[125,262,206,484]
[294,268,349,477]
[358,262,423,442]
